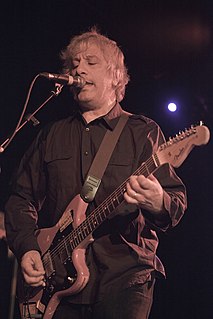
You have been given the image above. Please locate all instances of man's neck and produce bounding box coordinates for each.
[81,102,116,123]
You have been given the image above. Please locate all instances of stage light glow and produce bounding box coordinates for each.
[168,102,177,112]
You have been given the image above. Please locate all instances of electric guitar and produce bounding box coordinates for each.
[17,123,210,319]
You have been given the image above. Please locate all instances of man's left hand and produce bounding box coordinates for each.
[124,174,164,214]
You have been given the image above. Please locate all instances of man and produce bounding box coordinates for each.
[5,29,187,319]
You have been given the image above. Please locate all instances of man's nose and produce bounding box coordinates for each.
[76,61,87,75]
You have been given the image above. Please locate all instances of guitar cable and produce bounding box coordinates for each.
[24,288,33,319]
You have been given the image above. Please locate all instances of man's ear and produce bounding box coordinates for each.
[112,69,120,86]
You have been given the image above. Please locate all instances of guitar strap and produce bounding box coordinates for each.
[81,112,130,203]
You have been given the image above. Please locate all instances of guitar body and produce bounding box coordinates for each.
[18,194,93,319]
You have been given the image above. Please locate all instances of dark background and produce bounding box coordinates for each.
[0,1,212,318]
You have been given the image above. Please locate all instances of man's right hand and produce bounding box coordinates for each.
[21,250,46,287]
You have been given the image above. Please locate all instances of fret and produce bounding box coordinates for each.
[108,200,115,212]
[153,153,160,167]
[148,156,158,173]
[70,239,76,250]
[96,213,103,224]
[76,234,81,246]
[123,186,126,193]
[73,235,79,247]
[87,215,93,232]
[82,225,88,239]
[94,215,99,227]
[92,218,98,230]
[77,230,84,241]
[113,195,119,206]
[86,221,93,233]
[69,239,74,250]
[117,189,124,203]
[141,163,150,177]
[101,206,109,218]
[82,226,88,240]
[99,210,106,222]
[116,194,121,205]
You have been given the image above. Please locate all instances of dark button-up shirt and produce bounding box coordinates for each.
[5,103,187,303]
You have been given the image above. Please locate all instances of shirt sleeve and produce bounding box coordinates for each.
[140,120,187,231]
[5,129,47,261]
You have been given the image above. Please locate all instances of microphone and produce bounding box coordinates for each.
[39,72,86,88]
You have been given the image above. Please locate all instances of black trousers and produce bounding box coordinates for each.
[53,278,155,319]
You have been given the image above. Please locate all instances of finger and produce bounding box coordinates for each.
[22,262,45,279]
[124,191,138,204]
[128,176,142,193]
[124,183,138,204]
[22,258,45,276]
[147,174,158,183]
[22,265,46,287]
[23,273,46,287]
[33,259,45,273]
[129,175,152,193]
[136,175,151,189]
[148,173,155,179]
[23,266,45,278]
[126,181,139,199]
[128,175,139,186]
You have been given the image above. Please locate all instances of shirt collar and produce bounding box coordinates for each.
[102,103,125,130]
[75,103,126,130]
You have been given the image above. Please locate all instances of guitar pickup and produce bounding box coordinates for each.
[42,251,54,278]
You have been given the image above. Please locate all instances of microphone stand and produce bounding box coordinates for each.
[0,81,63,319]
[0,83,63,154]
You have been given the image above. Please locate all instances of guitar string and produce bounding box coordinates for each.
[42,155,157,270]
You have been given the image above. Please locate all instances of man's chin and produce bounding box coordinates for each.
[76,98,94,109]
[75,92,92,104]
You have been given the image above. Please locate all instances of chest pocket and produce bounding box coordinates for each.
[108,135,135,169]
[109,152,133,166]
[44,150,75,190]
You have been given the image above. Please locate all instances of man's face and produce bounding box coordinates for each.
[70,42,116,110]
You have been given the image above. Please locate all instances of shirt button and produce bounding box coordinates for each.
[85,127,90,132]
[84,151,88,156]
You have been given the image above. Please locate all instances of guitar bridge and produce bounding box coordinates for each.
[37,300,46,314]
[22,301,43,318]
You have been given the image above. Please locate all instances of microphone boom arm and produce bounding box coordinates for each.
[0,77,63,153]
